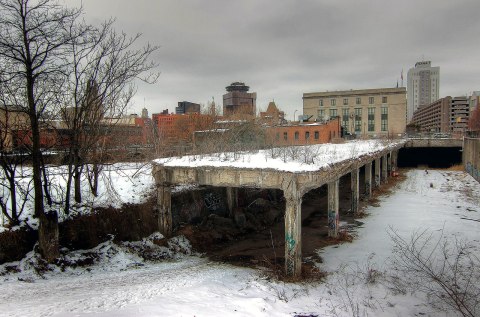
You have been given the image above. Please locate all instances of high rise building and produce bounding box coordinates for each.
[222,82,256,117]
[407,61,440,122]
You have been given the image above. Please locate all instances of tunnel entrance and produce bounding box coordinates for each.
[398,147,462,168]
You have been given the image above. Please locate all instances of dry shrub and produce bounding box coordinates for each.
[447,164,465,171]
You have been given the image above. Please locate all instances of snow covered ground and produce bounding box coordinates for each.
[0,162,156,233]
[1,169,479,317]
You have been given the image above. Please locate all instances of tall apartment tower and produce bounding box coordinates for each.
[407,60,440,122]
[223,82,256,117]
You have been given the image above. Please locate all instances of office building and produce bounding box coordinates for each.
[407,61,440,122]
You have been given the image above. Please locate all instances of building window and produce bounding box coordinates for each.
[294,131,299,140]
[317,109,325,120]
[368,107,375,131]
[381,107,388,131]
[369,97,374,104]
[356,97,361,105]
[319,99,323,107]
[314,131,319,139]
[343,98,348,105]
[275,132,279,140]
[342,108,349,130]
[283,132,288,140]
[330,99,336,106]
[354,108,362,132]
[329,109,337,117]
[305,131,310,140]
[382,96,387,103]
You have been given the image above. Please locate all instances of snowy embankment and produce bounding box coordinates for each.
[0,162,156,233]
[155,139,405,172]
[1,169,479,317]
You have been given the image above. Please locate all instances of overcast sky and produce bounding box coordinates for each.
[63,0,480,119]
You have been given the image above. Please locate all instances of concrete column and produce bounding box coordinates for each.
[328,179,339,238]
[226,187,238,217]
[374,158,381,188]
[350,168,359,214]
[157,185,172,237]
[382,154,388,183]
[387,152,392,176]
[284,189,302,277]
[364,162,372,198]
[392,150,398,170]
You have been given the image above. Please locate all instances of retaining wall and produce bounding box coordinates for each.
[463,138,480,182]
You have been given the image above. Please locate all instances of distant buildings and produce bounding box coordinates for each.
[259,101,286,126]
[410,96,469,135]
[407,61,440,122]
[176,101,201,114]
[303,88,407,137]
[223,82,256,117]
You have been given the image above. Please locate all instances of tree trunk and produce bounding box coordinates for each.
[74,165,82,203]
[38,210,59,262]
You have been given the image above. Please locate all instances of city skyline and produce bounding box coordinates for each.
[63,0,480,119]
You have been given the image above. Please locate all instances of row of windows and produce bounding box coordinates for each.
[318,107,388,118]
[276,131,322,141]
[319,96,388,107]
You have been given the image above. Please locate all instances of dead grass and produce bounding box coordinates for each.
[446,164,464,171]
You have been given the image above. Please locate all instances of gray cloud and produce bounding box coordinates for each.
[63,0,480,118]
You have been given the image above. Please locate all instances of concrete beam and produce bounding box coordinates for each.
[351,168,359,214]
[283,180,302,277]
[328,180,339,238]
[374,158,381,188]
[157,185,172,237]
[364,162,372,198]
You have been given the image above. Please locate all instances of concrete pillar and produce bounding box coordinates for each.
[382,154,388,183]
[284,189,302,277]
[364,162,372,198]
[374,158,381,188]
[351,168,359,214]
[328,179,339,238]
[392,150,398,170]
[226,187,238,217]
[387,152,392,176]
[157,185,172,237]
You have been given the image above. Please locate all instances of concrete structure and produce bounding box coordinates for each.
[176,101,201,115]
[469,91,480,112]
[152,141,404,277]
[303,88,407,138]
[463,138,480,182]
[407,61,440,122]
[223,82,256,118]
[410,96,469,135]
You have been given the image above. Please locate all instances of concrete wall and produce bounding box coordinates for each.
[463,138,480,182]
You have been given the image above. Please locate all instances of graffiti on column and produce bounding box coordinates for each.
[351,193,357,213]
[365,182,371,196]
[466,162,480,182]
[328,210,339,232]
[285,233,296,251]
[375,175,380,187]
[204,192,221,212]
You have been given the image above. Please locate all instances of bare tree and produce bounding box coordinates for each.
[0,0,88,261]
[389,228,480,317]
[59,17,158,213]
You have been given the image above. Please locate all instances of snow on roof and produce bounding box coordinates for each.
[155,139,405,173]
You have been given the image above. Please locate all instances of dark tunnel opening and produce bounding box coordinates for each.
[398,147,463,168]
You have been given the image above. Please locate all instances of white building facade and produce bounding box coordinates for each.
[407,61,440,122]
